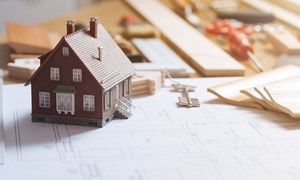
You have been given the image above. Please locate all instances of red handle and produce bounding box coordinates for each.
[205,19,253,37]
[227,30,253,60]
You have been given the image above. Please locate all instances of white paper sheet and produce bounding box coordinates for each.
[0,70,3,165]
[2,78,300,180]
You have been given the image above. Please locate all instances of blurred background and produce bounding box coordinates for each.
[0,0,102,33]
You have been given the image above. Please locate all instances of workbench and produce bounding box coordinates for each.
[0,0,292,83]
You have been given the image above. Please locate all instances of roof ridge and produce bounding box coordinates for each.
[63,22,101,39]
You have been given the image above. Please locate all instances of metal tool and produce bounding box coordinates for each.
[227,29,264,72]
[172,84,200,107]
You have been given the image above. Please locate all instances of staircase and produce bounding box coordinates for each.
[115,97,134,119]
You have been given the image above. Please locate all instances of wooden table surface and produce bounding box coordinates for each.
[0,0,289,83]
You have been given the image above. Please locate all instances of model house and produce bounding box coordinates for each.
[25,17,135,127]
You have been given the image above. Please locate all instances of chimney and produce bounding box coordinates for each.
[66,20,75,35]
[90,17,98,38]
[98,46,103,61]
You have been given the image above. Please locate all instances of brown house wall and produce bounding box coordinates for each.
[31,40,104,120]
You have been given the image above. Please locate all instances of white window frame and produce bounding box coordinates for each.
[83,95,95,111]
[56,93,75,115]
[62,47,69,56]
[104,90,112,111]
[123,79,130,96]
[50,67,60,81]
[73,69,82,82]
[39,92,50,108]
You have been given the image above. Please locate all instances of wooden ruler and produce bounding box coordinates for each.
[241,0,300,31]
[126,0,245,76]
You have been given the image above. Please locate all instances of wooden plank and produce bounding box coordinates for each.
[268,0,300,16]
[241,0,300,31]
[131,71,164,95]
[126,0,245,77]
[132,38,196,77]
[7,58,39,80]
[266,29,300,54]
[7,22,53,54]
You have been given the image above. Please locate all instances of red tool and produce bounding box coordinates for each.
[227,29,264,72]
[205,19,252,36]
[206,19,263,72]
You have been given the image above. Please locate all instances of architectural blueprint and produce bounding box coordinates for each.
[2,78,300,179]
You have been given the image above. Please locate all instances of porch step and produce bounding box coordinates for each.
[115,109,132,119]
[115,97,134,119]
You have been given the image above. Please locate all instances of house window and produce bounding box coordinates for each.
[56,93,75,115]
[39,92,50,108]
[73,69,82,82]
[123,79,130,96]
[62,47,69,56]
[50,68,60,81]
[83,95,95,111]
[104,90,111,110]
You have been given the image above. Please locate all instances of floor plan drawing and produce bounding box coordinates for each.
[2,79,300,180]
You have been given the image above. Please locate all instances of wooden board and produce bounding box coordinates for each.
[126,0,245,77]
[7,58,39,80]
[132,38,196,77]
[7,22,53,54]
[131,71,164,96]
[266,29,300,54]
[241,0,300,31]
[268,0,300,16]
